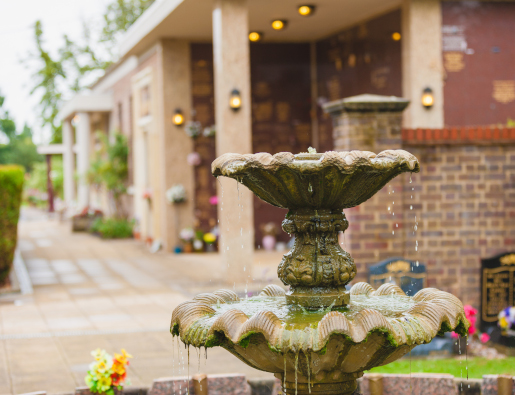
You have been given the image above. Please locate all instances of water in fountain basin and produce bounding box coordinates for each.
[202,294,417,330]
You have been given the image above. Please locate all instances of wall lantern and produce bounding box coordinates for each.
[229,89,242,111]
[298,5,315,16]
[421,87,434,109]
[249,32,263,42]
[173,109,184,125]
[391,32,401,41]
[271,20,287,30]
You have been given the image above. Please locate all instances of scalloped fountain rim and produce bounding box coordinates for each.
[212,149,420,177]
[171,282,469,353]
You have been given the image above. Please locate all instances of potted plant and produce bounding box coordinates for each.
[72,207,103,232]
[179,227,195,253]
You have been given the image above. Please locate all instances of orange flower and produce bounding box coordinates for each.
[112,361,126,376]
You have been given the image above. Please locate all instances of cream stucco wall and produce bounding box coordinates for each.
[401,0,444,129]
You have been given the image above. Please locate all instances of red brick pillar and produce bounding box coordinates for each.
[323,94,411,283]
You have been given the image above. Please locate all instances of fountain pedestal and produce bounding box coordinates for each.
[280,209,355,308]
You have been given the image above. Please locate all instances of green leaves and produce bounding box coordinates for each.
[87,132,129,218]
[26,0,155,143]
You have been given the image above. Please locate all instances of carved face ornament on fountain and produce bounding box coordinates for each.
[171,149,469,395]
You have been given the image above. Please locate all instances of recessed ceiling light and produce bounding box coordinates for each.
[298,5,315,16]
[249,32,262,42]
[271,20,287,30]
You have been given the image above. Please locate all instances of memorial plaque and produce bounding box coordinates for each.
[480,252,515,332]
[369,257,426,296]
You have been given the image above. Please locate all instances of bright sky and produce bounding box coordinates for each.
[0,0,111,144]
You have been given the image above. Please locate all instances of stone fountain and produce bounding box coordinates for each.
[171,149,468,395]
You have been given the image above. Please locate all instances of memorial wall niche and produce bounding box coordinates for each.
[191,44,217,232]
[315,9,402,153]
[480,252,515,332]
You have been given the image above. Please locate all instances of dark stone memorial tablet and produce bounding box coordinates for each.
[480,252,515,332]
[368,257,426,296]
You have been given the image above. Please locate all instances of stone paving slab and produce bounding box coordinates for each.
[0,208,279,394]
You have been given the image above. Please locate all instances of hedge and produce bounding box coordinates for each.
[0,165,24,285]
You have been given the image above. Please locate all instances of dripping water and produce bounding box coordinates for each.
[187,345,190,395]
[284,355,287,392]
[306,352,311,394]
[409,349,412,394]
[459,336,463,392]
[295,352,299,395]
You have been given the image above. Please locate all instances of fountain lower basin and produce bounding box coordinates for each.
[171,282,468,395]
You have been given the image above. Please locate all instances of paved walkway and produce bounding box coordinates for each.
[0,208,283,394]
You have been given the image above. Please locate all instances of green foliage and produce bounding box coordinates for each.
[0,92,43,172]
[368,356,515,378]
[0,165,24,285]
[27,0,155,143]
[101,0,155,51]
[90,217,133,239]
[507,118,515,127]
[87,132,128,218]
[25,156,64,200]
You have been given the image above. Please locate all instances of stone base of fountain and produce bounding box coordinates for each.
[286,286,350,309]
[279,380,358,395]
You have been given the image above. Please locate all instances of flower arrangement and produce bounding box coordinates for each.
[179,227,195,242]
[203,232,217,245]
[187,152,202,166]
[142,188,152,200]
[450,305,490,343]
[209,195,218,205]
[184,121,202,138]
[498,306,515,335]
[166,184,186,204]
[85,348,132,395]
[203,125,216,137]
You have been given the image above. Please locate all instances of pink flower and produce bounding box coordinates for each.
[187,152,202,166]
[209,195,219,205]
[451,331,459,339]
[480,333,490,343]
[464,305,478,318]
[468,325,476,336]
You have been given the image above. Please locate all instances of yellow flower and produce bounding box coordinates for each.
[112,362,125,376]
[203,233,216,244]
[97,376,112,392]
[500,316,508,329]
[114,349,133,365]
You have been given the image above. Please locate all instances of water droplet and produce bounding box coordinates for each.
[410,205,413,210]
[227,246,229,250]
[414,225,417,231]
[388,206,391,211]
[392,231,395,235]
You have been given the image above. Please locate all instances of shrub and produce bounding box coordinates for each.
[0,165,24,285]
[90,217,133,239]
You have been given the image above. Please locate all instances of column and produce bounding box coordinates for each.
[401,0,444,128]
[213,0,254,285]
[76,112,90,209]
[323,94,410,282]
[156,39,195,251]
[62,119,75,209]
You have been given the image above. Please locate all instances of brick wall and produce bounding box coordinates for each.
[329,101,515,308]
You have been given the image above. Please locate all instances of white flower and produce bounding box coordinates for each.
[166,184,187,203]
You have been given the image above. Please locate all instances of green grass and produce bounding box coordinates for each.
[368,357,515,378]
